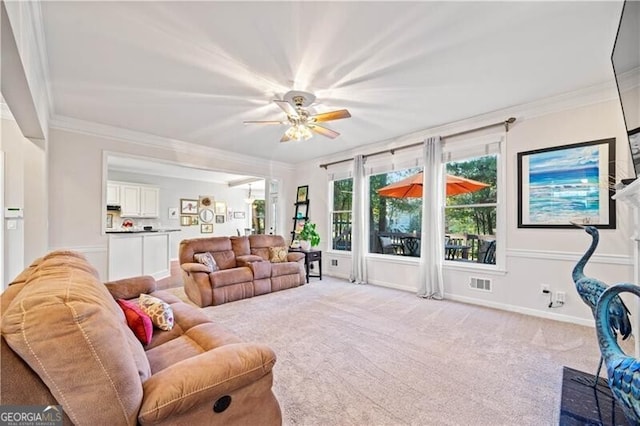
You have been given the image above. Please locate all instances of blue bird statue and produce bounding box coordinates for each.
[572,224,631,386]
[595,283,640,425]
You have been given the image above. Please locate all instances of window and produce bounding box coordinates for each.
[252,199,265,234]
[445,154,497,264]
[330,178,353,251]
[368,167,423,256]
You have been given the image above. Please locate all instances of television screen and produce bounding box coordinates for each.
[612,0,640,178]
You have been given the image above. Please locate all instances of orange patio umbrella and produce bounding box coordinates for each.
[377,172,489,198]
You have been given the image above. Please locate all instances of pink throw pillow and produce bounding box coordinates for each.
[117,299,153,345]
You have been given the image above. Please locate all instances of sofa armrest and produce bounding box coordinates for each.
[105,275,157,300]
[138,343,276,424]
[236,254,265,267]
[287,252,304,262]
[181,262,212,273]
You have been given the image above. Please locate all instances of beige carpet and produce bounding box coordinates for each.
[166,277,630,426]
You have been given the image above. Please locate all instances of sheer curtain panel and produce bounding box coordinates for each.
[417,137,444,299]
[350,155,367,284]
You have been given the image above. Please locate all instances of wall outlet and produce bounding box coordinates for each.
[541,284,550,294]
[331,259,338,266]
[555,291,566,304]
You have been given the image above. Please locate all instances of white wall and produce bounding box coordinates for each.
[293,95,635,326]
[108,170,261,259]
[0,117,49,285]
[47,125,294,279]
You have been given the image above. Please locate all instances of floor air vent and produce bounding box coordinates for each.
[470,277,492,292]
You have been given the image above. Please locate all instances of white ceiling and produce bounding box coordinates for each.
[41,1,623,164]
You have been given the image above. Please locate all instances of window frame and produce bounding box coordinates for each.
[328,176,353,253]
[442,136,505,270]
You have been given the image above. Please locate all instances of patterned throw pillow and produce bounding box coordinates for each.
[269,246,288,263]
[138,294,174,331]
[193,252,218,272]
[116,299,153,345]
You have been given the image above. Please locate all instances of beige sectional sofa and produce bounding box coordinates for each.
[179,235,306,307]
[1,250,282,425]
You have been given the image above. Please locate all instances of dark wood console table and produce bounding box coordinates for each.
[289,249,322,283]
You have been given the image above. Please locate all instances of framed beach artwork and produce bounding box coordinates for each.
[517,138,616,229]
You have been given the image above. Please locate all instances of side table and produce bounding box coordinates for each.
[289,248,322,283]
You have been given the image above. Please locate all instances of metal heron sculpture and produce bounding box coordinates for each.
[595,283,640,425]
[572,224,631,386]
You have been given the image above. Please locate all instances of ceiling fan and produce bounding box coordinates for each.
[244,90,351,142]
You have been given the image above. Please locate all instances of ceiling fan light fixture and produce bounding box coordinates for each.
[285,124,313,141]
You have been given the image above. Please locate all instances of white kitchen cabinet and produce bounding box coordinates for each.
[120,184,141,217]
[115,182,159,218]
[140,186,160,217]
[106,183,120,205]
[107,232,170,281]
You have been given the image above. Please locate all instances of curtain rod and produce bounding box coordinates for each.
[319,117,516,169]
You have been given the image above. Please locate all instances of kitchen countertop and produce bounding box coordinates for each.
[106,228,181,234]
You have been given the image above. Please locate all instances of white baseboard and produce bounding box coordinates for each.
[445,293,594,328]
[325,272,593,327]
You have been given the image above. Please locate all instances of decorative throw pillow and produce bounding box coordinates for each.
[193,252,218,272]
[116,299,153,345]
[269,246,288,263]
[138,294,174,331]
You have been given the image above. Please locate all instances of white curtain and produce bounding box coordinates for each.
[350,155,367,284]
[417,137,444,299]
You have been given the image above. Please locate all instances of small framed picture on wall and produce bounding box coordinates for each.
[180,199,198,214]
[215,214,225,224]
[201,224,213,233]
[296,185,309,202]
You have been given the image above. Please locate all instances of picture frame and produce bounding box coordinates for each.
[180,198,198,214]
[517,138,616,229]
[191,216,199,225]
[296,185,309,202]
[199,196,213,208]
[180,215,192,226]
[294,202,308,219]
[201,223,213,233]
[215,214,225,224]
[233,211,246,219]
[214,201,226,214]
[168,207,178,220]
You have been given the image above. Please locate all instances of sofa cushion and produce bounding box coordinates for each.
[179,237,237,270]
[272,261,303,277]
[139,294,175,331]
[250,247,270,261]
[193,252,218,272]
[117,299,153,345]
[231,235,250,256]
[1,250,150,425]
[268,246,288,263]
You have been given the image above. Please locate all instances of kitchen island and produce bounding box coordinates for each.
[107,229,180,281]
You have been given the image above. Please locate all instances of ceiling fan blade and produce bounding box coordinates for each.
[311,109,351,123]
[280,132,292,142]
[243,120,284,125]
[309,124,339,139]
[273,100,298,118]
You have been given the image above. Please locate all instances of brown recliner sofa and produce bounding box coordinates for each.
[1,250,282,425]
[180,235,305,307]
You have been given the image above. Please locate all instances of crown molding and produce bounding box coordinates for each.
[49,114,295,172]
[28,1,54,118]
